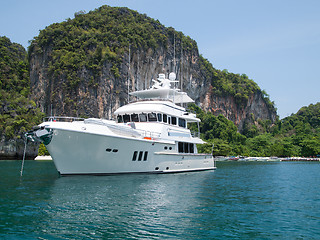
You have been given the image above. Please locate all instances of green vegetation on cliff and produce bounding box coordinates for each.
[191,102,320,157]
[0,36,43,140]
[29,5,275,116]
[29,6,196,91]
[198,56,275,111]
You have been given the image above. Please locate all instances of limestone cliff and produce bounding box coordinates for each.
[0,36,44,159]
[29,6,277,132]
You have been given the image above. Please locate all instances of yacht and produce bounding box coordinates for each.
[27,73,216,175]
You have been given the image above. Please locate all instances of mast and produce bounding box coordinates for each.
[173,34,176,73]
[127,44,131,103]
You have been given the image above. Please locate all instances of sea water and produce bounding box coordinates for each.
[1,160,320,239]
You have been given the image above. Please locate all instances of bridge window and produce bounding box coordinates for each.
[163,114,167,123]
[148,112,157,122]
[139,113,147,122]
[157,113,162,122]
[117,115,123,123]
[131,113,139,122]
[123,114,131,123]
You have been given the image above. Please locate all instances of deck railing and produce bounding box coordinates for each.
[44,116,85,122]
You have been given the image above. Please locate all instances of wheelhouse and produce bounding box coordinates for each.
[116,112,187,128]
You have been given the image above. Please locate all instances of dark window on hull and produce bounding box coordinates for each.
[132,151,138,161]
[178,142,183,153]
[143,151,148,161]
[178,142,194,153]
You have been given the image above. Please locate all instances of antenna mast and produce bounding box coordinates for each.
[128,44,131,103]
[173,34,176,73]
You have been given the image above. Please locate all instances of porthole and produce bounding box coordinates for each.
[106,148,112,152]
[169,147,172,150]
[164,146,168,150]
[112,149,118,153]
[166,167,169,170]
[138,151,143,161]
[155,167,159,170]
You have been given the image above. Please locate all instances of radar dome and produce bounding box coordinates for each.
[169,72,176,81]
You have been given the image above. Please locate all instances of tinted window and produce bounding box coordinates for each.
[123,114,131,123]
[157,113,162,122]
[178,142,183,153]
[139,113,147,122]
[148,112,157,122]
[131,113,139,122]
[189,143,194,153]
[163,114,167,123]
[184,142,189,153]
[171,117,177,125]
[117,115,123,123]
[132,151,138,161]
[179,118,186,128]
[143,151,148,161]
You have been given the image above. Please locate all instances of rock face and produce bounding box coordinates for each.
[0,140,39,160]
[28,6,277,132]
[202,89,277,132]
[0,36,43,160]
[30,46,276,131]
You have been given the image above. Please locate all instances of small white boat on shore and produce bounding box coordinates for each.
[34,155,52,161]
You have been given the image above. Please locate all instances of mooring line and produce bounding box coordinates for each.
[20,137,28,177]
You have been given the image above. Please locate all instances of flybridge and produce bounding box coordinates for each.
[129,73,194,104]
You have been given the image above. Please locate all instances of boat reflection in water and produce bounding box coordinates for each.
[39,170,213,238]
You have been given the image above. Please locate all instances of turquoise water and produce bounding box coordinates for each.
[1,160,320,239]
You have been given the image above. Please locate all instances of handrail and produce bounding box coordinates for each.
[44,116,85,122]
[129,98,173,103]
[84,118,161,139]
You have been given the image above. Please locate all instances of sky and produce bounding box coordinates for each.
[1,0,319,119]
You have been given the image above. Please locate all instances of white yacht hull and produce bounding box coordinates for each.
[46,128,215,175]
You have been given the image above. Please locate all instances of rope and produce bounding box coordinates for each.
[20,137,28,177]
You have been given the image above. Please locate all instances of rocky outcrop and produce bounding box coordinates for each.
[0,139,39,160]
[202,88,277,131]
[28,6,277,132]
[29,45,208,119]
